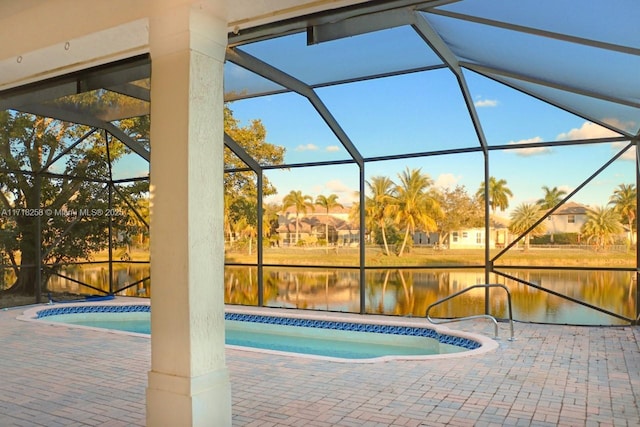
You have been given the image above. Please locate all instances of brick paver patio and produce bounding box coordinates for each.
[1,302,638,426]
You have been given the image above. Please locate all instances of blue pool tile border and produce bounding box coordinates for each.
[36,305,480,350]
[37,305,149,317]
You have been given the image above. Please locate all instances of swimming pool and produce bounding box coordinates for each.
[20,302,496,362]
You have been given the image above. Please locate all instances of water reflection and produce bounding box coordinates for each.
[45,263,635,325]
[224,267,635,325]
[48,262,150,297]
[267,268,360,312]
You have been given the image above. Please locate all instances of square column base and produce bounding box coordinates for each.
[146,369,231,427]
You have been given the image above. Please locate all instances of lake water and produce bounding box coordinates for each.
[43,263,636,325]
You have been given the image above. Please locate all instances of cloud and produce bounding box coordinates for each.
[434,173,461,189]
[295,143,319,151]
[317,179,358,205]
[556,121,635,159]
[326,145,340,152]
[556,122,620,140]
[612,141,636,160]
[507,137,550,156]
[600,118,637,133]
[474,98,498,108]
[325,179,353,194]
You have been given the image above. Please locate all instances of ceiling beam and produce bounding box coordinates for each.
[410,11,489,152]
[229,0,460,46]
[463,61,640,110]
[428,9,640,56]
[0,56,149,111]
[466,65,636,139]
[226,47,364,166]
[307,7,413,44]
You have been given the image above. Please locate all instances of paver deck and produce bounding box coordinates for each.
[1,302,638,426]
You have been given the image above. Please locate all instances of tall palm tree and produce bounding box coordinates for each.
[365,176,396,256]
[392,168,442,257]
[536,186,567,243]
[581,206,623,251]
[509,203,547,251]
[537,185,567,209]
[282,190,314,244]
[609,183,636,244]
[476,176,513,214]
[315,194,343,252]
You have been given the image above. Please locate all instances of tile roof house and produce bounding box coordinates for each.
[277,206,359,246]
[544,201,590,236]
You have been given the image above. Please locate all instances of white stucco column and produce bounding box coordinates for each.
[147,1,230,426]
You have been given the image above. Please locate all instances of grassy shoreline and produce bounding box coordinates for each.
[225,246,635,267]
[2,246,632,309]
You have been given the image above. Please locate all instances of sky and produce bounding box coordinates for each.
[103,6,639,220]
[226,67,634,217]
[103,58,636,221]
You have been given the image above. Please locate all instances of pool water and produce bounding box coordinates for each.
[35,307,480,360]
[226,320,464,358]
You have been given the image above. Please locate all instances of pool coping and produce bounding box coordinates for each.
[18,298,499,363]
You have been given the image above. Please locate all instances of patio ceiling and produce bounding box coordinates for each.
[0,0,638,167]
[223,0,639,167]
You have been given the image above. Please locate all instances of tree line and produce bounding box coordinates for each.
[239,173,636,255]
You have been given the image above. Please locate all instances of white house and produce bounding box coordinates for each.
[544,201,589,237]
[448,216,510,250]
[546,201,635,244]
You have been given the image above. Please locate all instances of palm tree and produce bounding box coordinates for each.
[509,203,547,251]
[477,176,513,214]
[537,185,567,209]
[537,186,567,243]
[581,206,623,251]
[282,190,314,244]
[315,194,343,253]
[609,183,636,244]
[392,168,442,257]
[365,176,396,256]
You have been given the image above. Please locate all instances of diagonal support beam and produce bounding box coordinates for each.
[462,61,640,110]
[410,11,489,153]
[224,133,261,172]
[429,9,640,57]
[15,104,150,162]
[410,11,461,75]
[226,48,363,166]
[463,63,636,139]
[102,122,150,162]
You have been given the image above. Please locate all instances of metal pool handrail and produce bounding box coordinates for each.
[426,283,515,341]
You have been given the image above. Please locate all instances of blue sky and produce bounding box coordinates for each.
[227,68,633,217]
